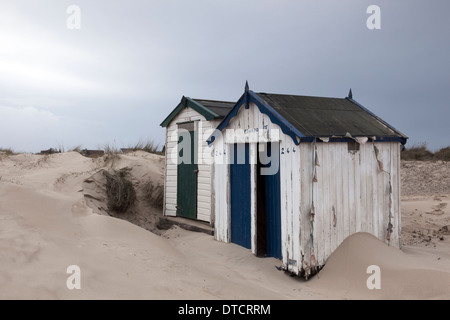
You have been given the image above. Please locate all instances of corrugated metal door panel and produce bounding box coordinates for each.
[177,129,197,219]
[264,142,282,259]
[230,143,251,249]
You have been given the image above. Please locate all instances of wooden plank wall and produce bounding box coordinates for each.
[213,134,229,242]
[299,141,401,276]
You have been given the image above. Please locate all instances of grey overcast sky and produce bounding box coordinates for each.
[0,0,449,152]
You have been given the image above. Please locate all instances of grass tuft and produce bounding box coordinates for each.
[124,139,162,154]
[0,148,15,156]
[103,168,136,213]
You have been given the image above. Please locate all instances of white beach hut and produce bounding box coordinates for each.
[208,83,408,278]
[160,96,234,224]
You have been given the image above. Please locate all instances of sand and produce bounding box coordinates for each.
[0,151,449,299]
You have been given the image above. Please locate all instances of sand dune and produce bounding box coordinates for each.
[310,232,450,299]
[0,151,449,299]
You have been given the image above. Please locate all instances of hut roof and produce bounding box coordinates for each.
[256,92,406,138]
[160,96,235,127]
[208,87,408,145]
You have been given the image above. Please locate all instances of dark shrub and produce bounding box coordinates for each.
[401,143,434,161]
[434,147,450,161]
[103,169,136,212]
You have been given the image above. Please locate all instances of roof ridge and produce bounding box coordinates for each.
[192,98,235,104]
[257,92,347,100]
[160,96,224,127]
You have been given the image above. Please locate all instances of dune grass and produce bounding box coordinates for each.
[103,168,136,213]
[401,143,434,160]
[401,143,450,161]
[143,180,164,209]
[434,147,450,161]
[69,145,83,153]
[125,139,162,154]
[0,148,15,156]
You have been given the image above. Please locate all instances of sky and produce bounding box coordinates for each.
[0,0,449,153]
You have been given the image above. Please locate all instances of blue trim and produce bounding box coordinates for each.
[207,93,246,145]
[207,90,305,146]
[300,136,406,143]
[373,136,407,143]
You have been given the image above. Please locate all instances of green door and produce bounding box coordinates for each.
[177,125,197,219]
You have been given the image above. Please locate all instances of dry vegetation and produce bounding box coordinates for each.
[401,143,450,161]
[125,139,162,154]
[0,147,15,155]
[103,168,136,213]
[143,179,164,208]
[0,148,16,162]
[79,145,165,234]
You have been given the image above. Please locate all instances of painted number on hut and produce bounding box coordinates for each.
[281,147,296,155]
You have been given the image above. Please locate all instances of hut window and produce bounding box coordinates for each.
[347,141,360,152]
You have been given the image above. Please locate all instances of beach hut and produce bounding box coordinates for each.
[160,96,234,224]
[208,83,408,278]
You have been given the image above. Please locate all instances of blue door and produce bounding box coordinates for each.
[263,142,281,259]
[230,143,251,249]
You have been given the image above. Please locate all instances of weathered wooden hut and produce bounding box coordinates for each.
[160,96,234,223]
[208,83,408,278]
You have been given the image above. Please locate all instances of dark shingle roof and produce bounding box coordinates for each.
[256,92,405,138]
[192,99,235,118]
